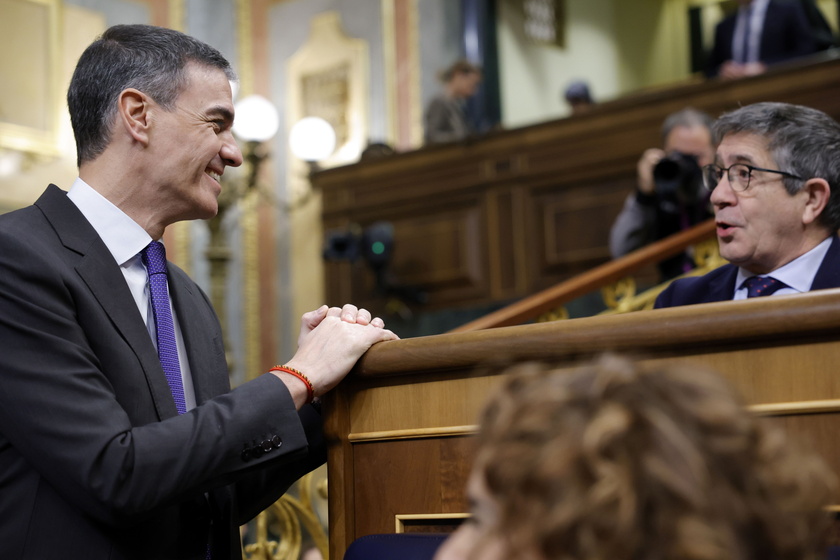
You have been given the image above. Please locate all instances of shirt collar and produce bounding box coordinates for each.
[735,235,834,293]
[66,177,154,267]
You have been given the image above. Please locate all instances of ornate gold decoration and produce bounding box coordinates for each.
[692,236,726,269]
[302,64,351,149]
[287,11,369,174]
[597,240,726,315]
[243,470,329,560]
[601,276,638,313]
[537,306,569,323]
[536,239,727,321]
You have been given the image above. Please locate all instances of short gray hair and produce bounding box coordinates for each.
[660,108,714,144]
[713,102,840,231]
[67,24,236,167]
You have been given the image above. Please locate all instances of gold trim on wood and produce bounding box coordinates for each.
[348,425,479,443]
[395,513,470,533]
[344,403,840,444]
[749,399,840,416]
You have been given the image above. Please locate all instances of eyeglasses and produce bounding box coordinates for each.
[701,163,803,192]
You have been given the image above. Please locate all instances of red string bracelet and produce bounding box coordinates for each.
[270,365,315,404]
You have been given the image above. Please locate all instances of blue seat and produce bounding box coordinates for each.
[344,533,448,560]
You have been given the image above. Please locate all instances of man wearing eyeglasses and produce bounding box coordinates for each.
[655,102,840,308]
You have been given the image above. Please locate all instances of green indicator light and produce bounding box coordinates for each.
[372,241,385,255]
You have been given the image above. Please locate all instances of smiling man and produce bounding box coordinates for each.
[0,25,397,559]
[655,102,840,308]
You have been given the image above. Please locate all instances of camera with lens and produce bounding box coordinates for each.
[652,151,704,206]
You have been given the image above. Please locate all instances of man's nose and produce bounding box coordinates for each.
[222,136,243,168]
[710,173,736,208]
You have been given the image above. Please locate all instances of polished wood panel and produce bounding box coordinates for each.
[352,437,476,536]
[325,289,840,558]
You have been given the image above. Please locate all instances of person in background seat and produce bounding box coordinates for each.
[434,354,835,560]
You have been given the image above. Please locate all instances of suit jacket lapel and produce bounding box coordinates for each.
[168,266,230,403]
[811,235,840,290]
[706,265,739,303]
[35,184,179,419]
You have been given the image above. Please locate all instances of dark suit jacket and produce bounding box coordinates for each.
[0,185,326,559]
[706,0,817,77]
[655,235,840,308]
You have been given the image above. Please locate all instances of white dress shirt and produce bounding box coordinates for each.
[733,235,833,300]
[67,178,197,410]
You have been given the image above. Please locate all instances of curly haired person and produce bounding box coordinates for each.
[435,355,836,560]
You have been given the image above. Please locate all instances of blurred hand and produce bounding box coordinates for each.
[742,62,767,76]
[719,60,747,80]
[637,148,666,195]
[274,304,398,406]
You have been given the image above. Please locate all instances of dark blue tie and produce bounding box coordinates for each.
[141,241,187,414]
[741,275,787,298]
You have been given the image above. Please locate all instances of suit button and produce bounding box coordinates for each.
[241,446,252,462]
[261,440,273,453]
[272,435,282,448]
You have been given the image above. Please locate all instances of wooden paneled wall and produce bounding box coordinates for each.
[325,289,840,558]
[315,53,840,317]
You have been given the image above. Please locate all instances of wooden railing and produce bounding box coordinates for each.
[451,219,718,332]
[325,288,840,558]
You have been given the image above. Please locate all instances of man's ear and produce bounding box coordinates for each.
[801,178,831,226]
[117,88,151,146]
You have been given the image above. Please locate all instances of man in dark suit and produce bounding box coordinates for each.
[707,0,818,79]
[656,102,840,308]
[0,25,397,559]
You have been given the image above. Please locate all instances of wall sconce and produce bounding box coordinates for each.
[289,116,336,172]
[207,93,280,371]
[231,94,281,198]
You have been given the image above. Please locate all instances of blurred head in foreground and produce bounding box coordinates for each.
[435,355,836,560]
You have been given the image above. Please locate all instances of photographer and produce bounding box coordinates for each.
[609,108,715,280]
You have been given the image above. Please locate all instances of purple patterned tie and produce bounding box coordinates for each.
[141,241,187,414]
[741,275,787,298]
